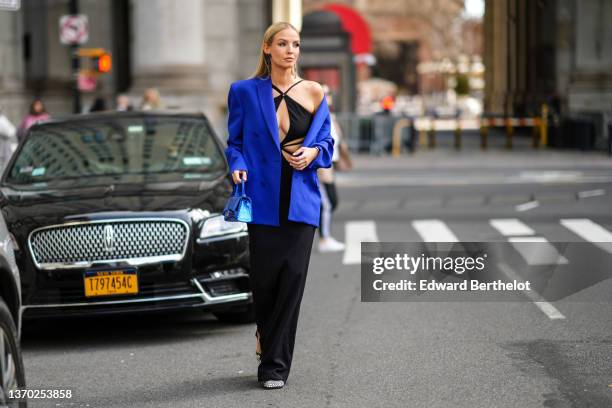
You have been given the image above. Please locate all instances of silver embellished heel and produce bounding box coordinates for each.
[261,380,284,389]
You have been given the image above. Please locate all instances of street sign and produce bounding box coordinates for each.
[0,0,20,11]
[59,14,89,45]
[75,48,106,58]
[77,71,97,92]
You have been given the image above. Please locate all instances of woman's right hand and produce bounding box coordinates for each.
[232,170,247,184]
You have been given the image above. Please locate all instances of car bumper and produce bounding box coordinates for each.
[22,276,252,319]
[21,231,252,319]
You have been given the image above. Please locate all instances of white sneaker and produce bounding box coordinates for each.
[318,237,346,253]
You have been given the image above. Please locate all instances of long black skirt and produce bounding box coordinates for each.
[247,159,315,382]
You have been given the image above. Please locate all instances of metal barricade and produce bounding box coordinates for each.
[334,112,363,153]
[335,112,415,156]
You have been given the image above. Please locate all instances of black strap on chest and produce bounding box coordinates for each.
[272,80,304,98]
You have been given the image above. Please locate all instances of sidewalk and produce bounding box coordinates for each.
[347,150,612,171]
[336,150,612,188]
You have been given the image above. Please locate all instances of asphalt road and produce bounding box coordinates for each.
[20,149,612,408]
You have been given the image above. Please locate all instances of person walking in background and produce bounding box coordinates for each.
[317,85,345,253]
[17,99,50,142]
[115,94,133,111]
[140,88,163,110]
[225,22,333,389]
[89,96,107,112]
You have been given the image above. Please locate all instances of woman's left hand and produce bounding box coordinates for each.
[288,146,319,171]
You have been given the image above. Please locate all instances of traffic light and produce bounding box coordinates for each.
[381,95,395,112]
[94,53,112,73]
[76,48,112,74]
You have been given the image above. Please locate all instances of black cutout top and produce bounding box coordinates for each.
[272,80,313,153]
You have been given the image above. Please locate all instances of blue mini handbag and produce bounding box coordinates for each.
[223,181,253,222]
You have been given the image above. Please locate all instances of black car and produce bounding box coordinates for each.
[0,211,26,406]
[0,111,253,323]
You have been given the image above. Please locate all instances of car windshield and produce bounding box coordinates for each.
[4,115,227,187]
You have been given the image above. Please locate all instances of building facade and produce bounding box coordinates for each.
[0,0,269,135]
[303,0,477,95]
[484,0,612,117]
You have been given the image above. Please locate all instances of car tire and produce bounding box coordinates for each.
[0,298,26,407]
[213,304,255,324]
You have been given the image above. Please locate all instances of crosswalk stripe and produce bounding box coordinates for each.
[489,219,567,265]
[490,219,535,236]
[515,200,540,212]
[342,221,379,265]
[340,218,612,265]
[560,219,612,254]
[577,189,605,199]
[508,237,569,265]
[411,219,458,242]
[498,262,565,320]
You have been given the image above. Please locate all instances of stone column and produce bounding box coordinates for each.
[272,0,302,30]
[568,0,612,113]
[484,0,509,114]
[0,8,28,124]
[131,0,208,103]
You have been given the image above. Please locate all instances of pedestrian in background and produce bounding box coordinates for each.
[115,94,133,111]
[89,96,107,112]
[317,85,345,253]
[225,21,333,389]
[17,99,50,142]
[140,88,163,110]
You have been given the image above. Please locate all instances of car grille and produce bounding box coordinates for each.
[29,219,190,269]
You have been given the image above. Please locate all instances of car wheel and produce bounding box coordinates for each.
[0,298,26,407]
[213,304,255,324]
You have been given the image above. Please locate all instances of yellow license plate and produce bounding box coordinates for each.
[84,269,139,297]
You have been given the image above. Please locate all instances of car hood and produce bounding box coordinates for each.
[0,175,233,242]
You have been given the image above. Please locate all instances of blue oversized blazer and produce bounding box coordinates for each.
[225,76,334,227]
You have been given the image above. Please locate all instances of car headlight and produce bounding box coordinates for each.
[199,215,247,239]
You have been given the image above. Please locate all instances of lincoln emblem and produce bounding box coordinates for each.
[103,225,115,252]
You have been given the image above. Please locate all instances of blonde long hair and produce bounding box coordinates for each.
[251,22,300,78]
